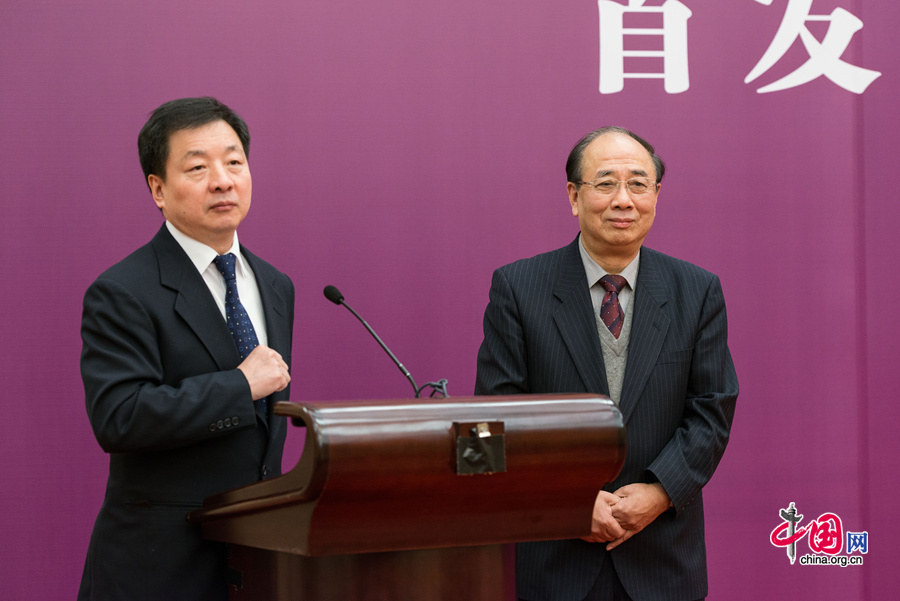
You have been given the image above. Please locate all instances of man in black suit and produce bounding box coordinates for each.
[476,127,738,601]
[78,97,294,601]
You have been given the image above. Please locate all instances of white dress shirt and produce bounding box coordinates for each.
[165,221,268,348]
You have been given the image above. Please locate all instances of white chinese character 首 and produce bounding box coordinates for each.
[598,0,693,94]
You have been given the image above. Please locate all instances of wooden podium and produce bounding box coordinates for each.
[189,394,625,600]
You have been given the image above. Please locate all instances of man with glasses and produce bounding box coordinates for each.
[475,127,738,601]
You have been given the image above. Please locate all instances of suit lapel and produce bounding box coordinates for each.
[242,247,290,438]
[242,247,290,361]
[619,248,670,424]
[552,239,609,395]
[152,226,242,371]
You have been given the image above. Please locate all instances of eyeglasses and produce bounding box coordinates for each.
[577,177,658,197]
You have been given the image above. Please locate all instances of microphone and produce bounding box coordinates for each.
[323,285,447,398]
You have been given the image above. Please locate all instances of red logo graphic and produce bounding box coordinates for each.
[769,502,866,566]
[771,511,843,554]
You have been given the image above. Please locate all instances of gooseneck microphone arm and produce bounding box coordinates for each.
[323,285,422,397]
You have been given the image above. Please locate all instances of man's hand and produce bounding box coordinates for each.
[582,490,627,544]
[237,345,290,400]
[605,483,672,550]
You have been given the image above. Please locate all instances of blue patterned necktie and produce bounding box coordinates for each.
[599,274,627,339]
[213,253,260,360]
[213,253,265,414]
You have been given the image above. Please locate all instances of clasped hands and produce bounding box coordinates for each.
[582,483,672,550]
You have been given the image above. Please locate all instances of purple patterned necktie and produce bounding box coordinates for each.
[599,274,627,339]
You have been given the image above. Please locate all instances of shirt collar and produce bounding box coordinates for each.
[577,235,640,291]
[165,221,245,275]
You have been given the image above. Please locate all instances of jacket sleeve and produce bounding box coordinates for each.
[646,275,739,512]
[81,277,258,454]
[474,267,530,396]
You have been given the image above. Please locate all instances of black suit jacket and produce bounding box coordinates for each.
[475,237,738,601]
[78,225,294,601]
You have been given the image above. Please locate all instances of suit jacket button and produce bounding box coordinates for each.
[233,416,240,426]
[209,423,216,432]
[224,417,232,428]
[216,419,224,430]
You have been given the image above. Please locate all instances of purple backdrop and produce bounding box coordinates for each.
[2,0,898,598]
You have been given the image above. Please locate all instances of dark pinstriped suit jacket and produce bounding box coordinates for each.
[78,225,294,601]
[475,237,738,601]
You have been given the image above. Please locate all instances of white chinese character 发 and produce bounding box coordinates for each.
[745,0,881,94]
[598,0,693,94]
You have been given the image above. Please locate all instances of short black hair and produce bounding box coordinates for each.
[137,97,250,187]
[565,126,665,184]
